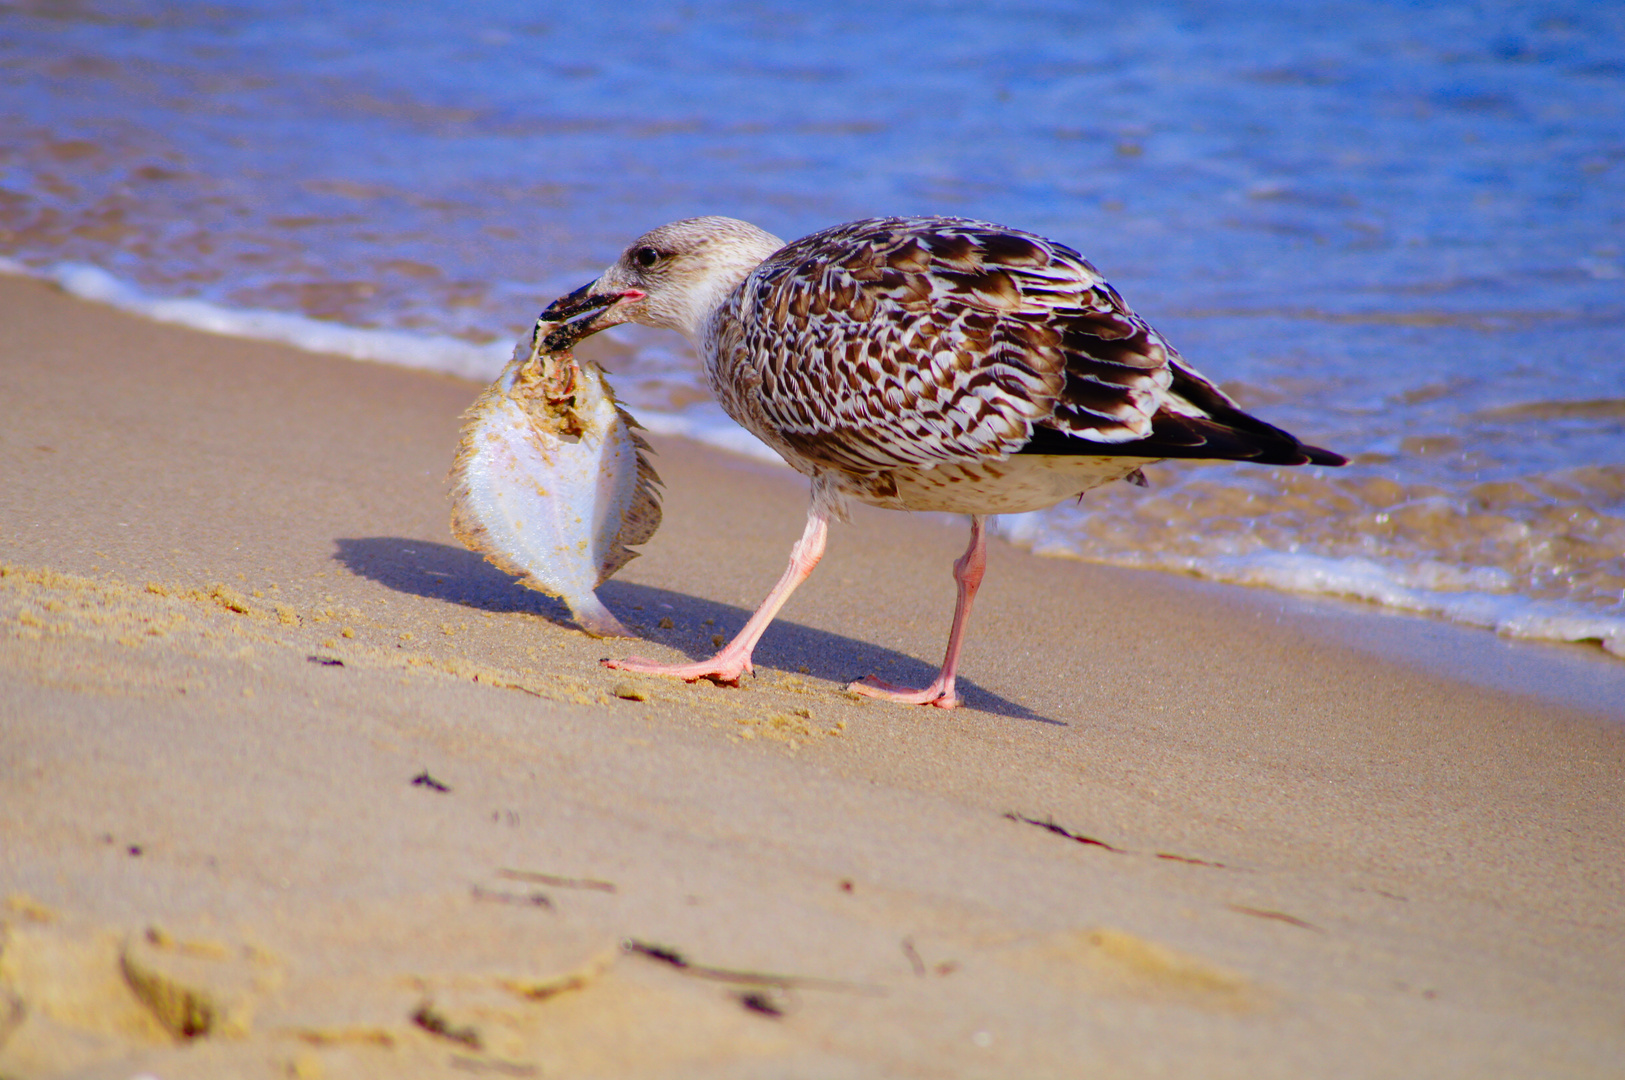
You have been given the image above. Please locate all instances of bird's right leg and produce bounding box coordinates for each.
[604,508,828,685]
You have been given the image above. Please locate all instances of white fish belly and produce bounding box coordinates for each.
[451,362,642,636]
[882,455,1155,515]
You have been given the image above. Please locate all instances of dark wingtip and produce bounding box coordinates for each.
[1301,445,1348,467]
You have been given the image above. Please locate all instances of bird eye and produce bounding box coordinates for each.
[633,246,661,269]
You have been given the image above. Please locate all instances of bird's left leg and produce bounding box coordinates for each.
[603,507,828,685]
[850,514,987,709]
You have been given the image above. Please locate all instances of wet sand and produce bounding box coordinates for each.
[2,271,1623,1078]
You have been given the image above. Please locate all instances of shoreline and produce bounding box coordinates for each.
[6,257,1621,666]
[3,272,1623,1077]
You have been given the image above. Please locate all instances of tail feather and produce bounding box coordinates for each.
[1021,360,1347,467]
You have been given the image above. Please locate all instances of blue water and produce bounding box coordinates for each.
[3,0,1622,653]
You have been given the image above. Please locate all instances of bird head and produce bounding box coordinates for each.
[540,216,786,344]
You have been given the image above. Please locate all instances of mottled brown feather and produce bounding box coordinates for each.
[697,216,1343,494]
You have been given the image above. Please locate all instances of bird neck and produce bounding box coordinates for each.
[669,268,756,344]
[667,230,785,343]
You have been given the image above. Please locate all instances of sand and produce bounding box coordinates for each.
[2,271,1622,1079]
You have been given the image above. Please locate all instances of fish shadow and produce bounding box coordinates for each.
[333,537,1058,725]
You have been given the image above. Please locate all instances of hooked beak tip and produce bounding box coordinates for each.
[539,283,596,320]
[535,282,648,351]
[538,284,644,323]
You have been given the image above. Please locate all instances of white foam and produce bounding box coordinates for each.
[995,514,1625,659]
[1,258,789,466]
[9,257,1616,661]
[4,260,511,380]
[1205,552,1614,647]
[633,404,787,467]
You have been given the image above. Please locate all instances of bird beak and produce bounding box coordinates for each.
[537,281,647,350]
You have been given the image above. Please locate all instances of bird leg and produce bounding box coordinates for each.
[849,514,987,709]
[604,509,828,685]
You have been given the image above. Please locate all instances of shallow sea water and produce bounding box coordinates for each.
[2,0,1622,654]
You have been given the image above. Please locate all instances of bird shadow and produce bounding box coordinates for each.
[332,537,1059,724]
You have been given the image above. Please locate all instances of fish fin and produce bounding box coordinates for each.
[567,593,635,638]
[597,402,665,583]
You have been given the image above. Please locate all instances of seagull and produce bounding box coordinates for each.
[542,216,1345,707]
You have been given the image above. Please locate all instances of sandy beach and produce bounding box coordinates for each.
[3,270,1623,1078]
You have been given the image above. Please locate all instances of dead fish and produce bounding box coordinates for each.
[449,308,661,637]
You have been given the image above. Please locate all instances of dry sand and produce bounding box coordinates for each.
[2,271,1623,1078]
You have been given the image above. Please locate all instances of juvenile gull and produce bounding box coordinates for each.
[543,216,1345,707]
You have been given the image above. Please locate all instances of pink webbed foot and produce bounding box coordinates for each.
[847,675,961,709]
[602,649,753,686]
